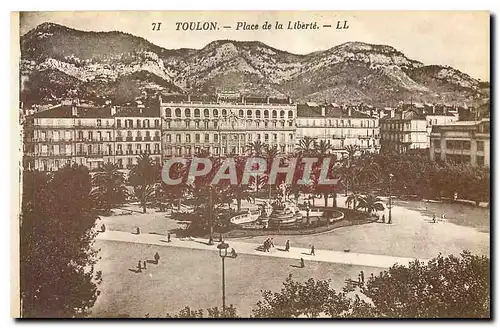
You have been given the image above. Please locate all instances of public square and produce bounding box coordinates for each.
[91,196,490,317]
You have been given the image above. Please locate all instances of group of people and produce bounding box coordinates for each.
[262,238,275,252]
[432,213,446,223]
[135,252,161,273]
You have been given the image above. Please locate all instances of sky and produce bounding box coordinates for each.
[19,11,490,81]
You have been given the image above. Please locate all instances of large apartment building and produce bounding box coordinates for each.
[159,94,297,157]
[380,110,428,153]
[295,102,380,155]
[24,102,162,171]
[429,118,490,167]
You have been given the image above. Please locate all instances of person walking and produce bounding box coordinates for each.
[137,260,142,273]
[143,260,147,270]
[360,270,365,283]
[154,252,160,264]
[219,234,223,243]
[432,214,437,223]
[310,245,315,256]
[270,238,275,248]
[300,258,305,268]
[208,236,214,245]
[285,240,290,252]
[382,214,385,223]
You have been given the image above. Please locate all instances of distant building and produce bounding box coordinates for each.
[296,102,380,155]
[429,118,490,167]
[159,94,296,157]
[380,110,428,153]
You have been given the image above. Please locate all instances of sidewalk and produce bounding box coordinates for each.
[97,230,428,268]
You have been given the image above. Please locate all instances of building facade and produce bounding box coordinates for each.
[296,103,380,155]
[380,110,428,153]
[159,95,297,157]
[429,118,490,167]
[24,103,162,171]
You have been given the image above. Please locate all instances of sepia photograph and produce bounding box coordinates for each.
[13,10,490,319]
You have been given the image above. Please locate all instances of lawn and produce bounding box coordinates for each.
[91,239,381,318]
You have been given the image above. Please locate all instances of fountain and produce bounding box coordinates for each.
[266,183,303,229]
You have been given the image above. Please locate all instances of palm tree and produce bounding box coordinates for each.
[246,140,266,156]
[357,193,385,215]
[346,192,363,210]
[91,163,129,211]
[314,139,333,157]
[295,136,317,157]
[129,153,158,213]
[263,145,280,198]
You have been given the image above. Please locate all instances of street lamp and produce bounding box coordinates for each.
[388,173,394,224]
[217,241,230,312]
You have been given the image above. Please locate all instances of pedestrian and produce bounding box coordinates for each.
[137,260,142,273]
[136,227,140,235]
[143,260,147,270]
[167,233,171,243]
[382,214,385,223]
[300,258,305,268]
[270,238,275,248]
[154,252,160,264]
[219,234,223,243]
[231,248,237,258]
[101,224,106,232]
[311,245,315,256]
[432,214,437,223]
[360,270,365,283]
[208,236,214,245]
[285,240,290,252]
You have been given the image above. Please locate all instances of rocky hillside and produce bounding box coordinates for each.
[20,22,488,107]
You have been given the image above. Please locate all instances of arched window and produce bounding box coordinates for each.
[288,111,293,118]
[204,109,210,117]
[213,109,218,117]
[175,108,181,117]
[247,110,252,117]
[280,110,285,118]
[239,110,244,117]
[256,110,261,118]
[264,110,269,119]
[222,109,227,117]
[272,110,277,118]
[194,108,200,117]
[185,108,191,117]
[165,108,171,117]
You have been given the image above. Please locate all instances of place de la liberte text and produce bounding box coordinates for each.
[174,20,350,31]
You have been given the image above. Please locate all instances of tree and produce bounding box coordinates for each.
[91,162,128,211]
[295,136,317,157]
[314,139,333,158]
[253,274,351,318]
[20,165,101,318]
[251,251,489,318]
[361,251,490,318]
[166,305,238,318]
[246,140,266,156]
[263,145,280,198]
[129,153,158,213]
[346,192,363,210]
[356,193,385,215]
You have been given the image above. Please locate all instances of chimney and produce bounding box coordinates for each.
[111,106,116,116]
[348,107,352,117]
[72,105,78,117]
[267,96,270,104]
[321,106,325,116]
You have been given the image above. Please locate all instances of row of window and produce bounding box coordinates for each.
[164,133,295,143]
[299,119,377,128]
[116,119,161,128]
[164,108,294,119]
[164,120,295,129]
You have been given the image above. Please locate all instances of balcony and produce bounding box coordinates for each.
[153,136,161,141]
[144,136,152,141]
[332,135,346,139]
[126,137,133,141]
[116,137,123,141]
[136,137,143,141]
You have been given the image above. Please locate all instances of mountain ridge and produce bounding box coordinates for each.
[20,22,489,107]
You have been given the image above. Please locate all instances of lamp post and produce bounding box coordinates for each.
[217,241,229,312]
[388,173,394,224]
